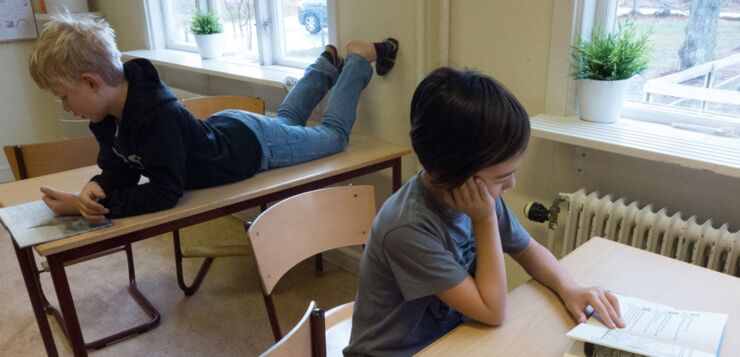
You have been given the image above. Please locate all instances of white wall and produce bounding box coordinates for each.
[0,41,59,182]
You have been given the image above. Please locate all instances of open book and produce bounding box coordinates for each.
[0,200,112,248]
[564,293,727,357]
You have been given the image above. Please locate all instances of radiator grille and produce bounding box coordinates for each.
[560,189,740,277]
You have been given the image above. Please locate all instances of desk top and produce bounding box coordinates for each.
[418,238,740,356]
[0,133,410,256]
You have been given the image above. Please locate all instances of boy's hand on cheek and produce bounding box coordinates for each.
[449,177,495,222]
[40,186,80,215]
[78,181,109,223]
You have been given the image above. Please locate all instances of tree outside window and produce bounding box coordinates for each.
[618,0,740,120]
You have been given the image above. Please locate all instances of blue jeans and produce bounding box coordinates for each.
[222,54,373,171]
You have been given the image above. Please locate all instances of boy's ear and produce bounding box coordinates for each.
[80,73,102,91]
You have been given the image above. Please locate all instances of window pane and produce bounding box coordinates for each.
[276,0,329,65]
[214,0,259,62]
[165,0,198,48]
[618,0,740,120]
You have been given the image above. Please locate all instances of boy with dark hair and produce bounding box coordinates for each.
[28,13,398,221]
[345,67,623,356]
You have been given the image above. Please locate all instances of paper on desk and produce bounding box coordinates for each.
[566,294,727,357]
[0,200,112,248]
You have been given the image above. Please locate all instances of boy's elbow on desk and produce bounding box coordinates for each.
[469,300,507,326]
[475,308,506,326]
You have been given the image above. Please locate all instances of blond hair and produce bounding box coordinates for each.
[29,12,124,90]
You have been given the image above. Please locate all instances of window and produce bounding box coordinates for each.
[156,0,330,68]
[550,0,740,129]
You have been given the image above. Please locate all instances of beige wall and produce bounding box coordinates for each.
[88,0,148,51]
[0,41,59,181]
[2,0,739,287]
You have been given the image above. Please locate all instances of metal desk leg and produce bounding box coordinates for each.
[13,242,59,357]
[392,158,402,192]
[47,255,87,357]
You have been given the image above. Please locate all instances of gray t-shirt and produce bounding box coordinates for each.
[344,174,531,356]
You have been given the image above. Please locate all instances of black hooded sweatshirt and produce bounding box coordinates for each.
[89,58,262,218]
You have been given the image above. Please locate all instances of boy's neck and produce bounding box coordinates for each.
[419,170,450,206]
[108,80,129,119]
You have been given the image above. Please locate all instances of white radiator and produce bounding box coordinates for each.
[529,189,740,277]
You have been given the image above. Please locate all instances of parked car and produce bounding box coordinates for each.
[298,0,327,34]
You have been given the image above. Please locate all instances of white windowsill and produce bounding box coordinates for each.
[531,114,740,179]
[122,49,305,88]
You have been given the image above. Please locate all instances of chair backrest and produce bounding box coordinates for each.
[248,185,376,294]
[260,301,326,357]
[181,95,266,119]
[3,135,99,180]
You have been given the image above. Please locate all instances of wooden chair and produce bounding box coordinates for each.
[248,185,375,343]
[181,95,265,119]
[260,301,355,357]
[2,136,160,350]
[3,135,98,179]
[173,95,267,295]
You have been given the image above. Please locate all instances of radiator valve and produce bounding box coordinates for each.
[525,194,569,230]
[524,201,549,223]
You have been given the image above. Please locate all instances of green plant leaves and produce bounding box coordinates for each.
[190,11,224,35]
[571,19,652,80]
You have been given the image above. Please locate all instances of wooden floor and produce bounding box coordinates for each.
[0,216,358,356]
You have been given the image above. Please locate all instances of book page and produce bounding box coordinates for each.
[567,294,727,357]
[0,200,112,248]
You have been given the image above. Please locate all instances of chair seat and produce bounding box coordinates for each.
[325,302,353,356]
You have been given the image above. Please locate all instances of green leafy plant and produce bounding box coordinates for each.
[190,11,224,35]
[571,20,651,80]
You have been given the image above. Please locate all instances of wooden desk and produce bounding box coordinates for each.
[0,133,410,357]
[418,238,740,356]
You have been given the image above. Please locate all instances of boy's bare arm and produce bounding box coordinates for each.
[512,240,624,329]
[436,178,508,326]
[40,186,80,215]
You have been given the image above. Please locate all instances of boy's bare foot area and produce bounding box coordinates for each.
[346,40,377,63]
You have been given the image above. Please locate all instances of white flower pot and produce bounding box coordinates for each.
[577,78,631,123]
[194,33,224,59]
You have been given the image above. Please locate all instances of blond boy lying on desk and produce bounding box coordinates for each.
[28,13,399,222]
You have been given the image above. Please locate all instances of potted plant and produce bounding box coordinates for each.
[571,20,651,123]
[190,11,224,59]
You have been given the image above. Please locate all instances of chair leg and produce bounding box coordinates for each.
[85,244,161,350]
[314,253,324,276]
[263,292,283,342]
[35,244,160,350]
[173,229,215,296]
[310,307,327,357]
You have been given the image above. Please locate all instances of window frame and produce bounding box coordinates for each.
[546,0,740,130]
[144,0,335,69]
